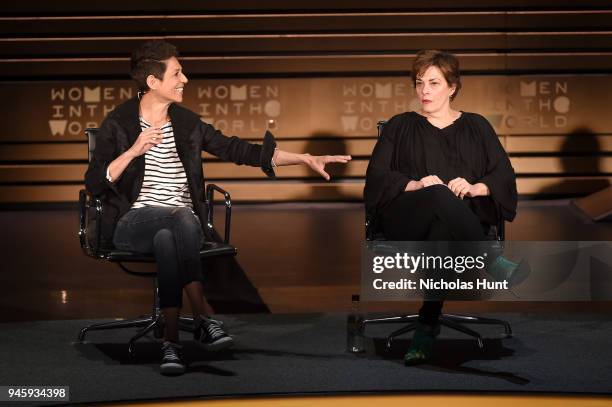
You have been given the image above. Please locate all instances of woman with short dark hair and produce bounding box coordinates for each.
[364,50,517,365]
[85,40,351,375]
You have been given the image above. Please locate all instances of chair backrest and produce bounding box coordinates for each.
[364,121,389,241]
[368,120,505,242]
[85,128,98,163]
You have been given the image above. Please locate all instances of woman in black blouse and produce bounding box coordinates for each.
[364,50,517,365]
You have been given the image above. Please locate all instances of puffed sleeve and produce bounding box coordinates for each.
[475,116,518,222]
[364,115,414,216]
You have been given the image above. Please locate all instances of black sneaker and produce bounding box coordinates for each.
[194,318,234,351]
[160,341,186,375]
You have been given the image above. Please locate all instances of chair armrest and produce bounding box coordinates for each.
[497,220,505,241]
[205,184,232,244]
[78,189,104,257]
[365,212,386,241]
[365,215,374,241]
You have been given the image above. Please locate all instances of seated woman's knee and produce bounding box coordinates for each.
[426,184,456,200]
[153,228,174,248]
[169,207,201,234]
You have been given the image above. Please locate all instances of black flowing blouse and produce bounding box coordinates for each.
[364,111,518,226]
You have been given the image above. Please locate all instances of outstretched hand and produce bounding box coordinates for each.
[303,154,352,181]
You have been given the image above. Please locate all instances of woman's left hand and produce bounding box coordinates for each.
[303,154,352,181]
[448,177,478,199]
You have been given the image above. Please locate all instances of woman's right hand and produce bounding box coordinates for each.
[127,127,163,158]
[419,175,444,188]
[405,175,444,191]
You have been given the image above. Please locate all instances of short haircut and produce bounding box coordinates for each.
[130,40,179,92]
[411,50,462,101]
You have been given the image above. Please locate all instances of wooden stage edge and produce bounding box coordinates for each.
[114,394,612,407]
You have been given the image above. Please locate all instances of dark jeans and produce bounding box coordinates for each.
[381,185,487,325]
[113,206,205,308]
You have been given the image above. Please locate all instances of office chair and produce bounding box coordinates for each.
[77,128,237,356]
[359,121,512,351]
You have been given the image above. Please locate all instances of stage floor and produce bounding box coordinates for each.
[0,200,611,321]
[1,200,611,405]
[1,312,612,405]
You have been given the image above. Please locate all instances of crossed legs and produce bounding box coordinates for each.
[113,206,209,342]
[381,184,487,324]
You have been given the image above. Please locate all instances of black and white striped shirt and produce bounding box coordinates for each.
[131,118,193,209]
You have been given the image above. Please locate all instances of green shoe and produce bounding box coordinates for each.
[488,256,521,285]
[404,348,430,366]
[404,321,440,366]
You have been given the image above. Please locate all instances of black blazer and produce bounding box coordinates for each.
[85,97,276,246]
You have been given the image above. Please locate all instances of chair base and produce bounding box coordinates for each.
[77,309,196,356]
[361,313,512,351]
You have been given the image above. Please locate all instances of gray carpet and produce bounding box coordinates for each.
[1,312,611,405]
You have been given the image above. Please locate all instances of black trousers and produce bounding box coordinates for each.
[113,206,205,308]
[380,184,486,325]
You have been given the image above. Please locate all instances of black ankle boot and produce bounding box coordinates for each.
[404,321,440,366]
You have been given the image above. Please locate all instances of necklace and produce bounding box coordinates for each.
[139,105,170,127]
